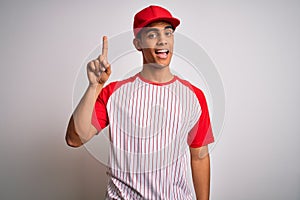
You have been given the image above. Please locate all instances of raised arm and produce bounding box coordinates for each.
[65,36,111,147]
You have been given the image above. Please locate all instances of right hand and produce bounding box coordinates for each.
[87,36,111,86]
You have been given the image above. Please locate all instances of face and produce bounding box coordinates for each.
[134,21,174,68]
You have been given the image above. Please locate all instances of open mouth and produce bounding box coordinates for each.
[155,49,169,59]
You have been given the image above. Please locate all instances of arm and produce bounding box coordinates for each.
[190,145,211,200]
[65,84,103,147]
[65,36,111,147]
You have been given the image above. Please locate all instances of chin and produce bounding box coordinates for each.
[155,57,172,67]
[153,61,170,68]
[158,63,170,68]
[158,59,171,67]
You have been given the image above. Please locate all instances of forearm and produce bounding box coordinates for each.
[66,84,103,146]
[73,84,102,138]
[191,153,211,200]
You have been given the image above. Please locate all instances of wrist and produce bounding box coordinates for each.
[89,83,104,89]
[88,83,104,98]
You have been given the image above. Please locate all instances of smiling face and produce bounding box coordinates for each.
[134,21,174,68]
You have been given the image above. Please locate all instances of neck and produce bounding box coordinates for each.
[140,64,174,83]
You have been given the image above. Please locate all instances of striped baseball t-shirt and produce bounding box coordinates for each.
[92,72,214,200]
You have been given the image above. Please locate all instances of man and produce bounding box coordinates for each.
[66,5,214,200]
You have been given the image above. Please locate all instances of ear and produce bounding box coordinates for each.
[133,38,142,51]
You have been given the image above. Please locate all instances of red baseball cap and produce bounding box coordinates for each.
[133,5,180,37]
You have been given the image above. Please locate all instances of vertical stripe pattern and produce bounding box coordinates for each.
[104,75,202,200]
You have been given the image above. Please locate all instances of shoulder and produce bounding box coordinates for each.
[175,76,206,101]
[99,74,138,99]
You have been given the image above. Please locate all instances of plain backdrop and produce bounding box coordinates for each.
[0,0,299,199]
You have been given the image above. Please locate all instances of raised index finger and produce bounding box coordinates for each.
[102,36,108,58]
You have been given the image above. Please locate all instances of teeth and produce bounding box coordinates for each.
[156,49,168,53]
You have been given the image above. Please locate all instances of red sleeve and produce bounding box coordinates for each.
[187,86,215,148]
[91,82,117,131]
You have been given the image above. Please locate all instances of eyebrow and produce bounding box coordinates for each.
[144,25,174,34]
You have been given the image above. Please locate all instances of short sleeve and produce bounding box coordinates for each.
[187,87,214,148]
[91,83,115,131]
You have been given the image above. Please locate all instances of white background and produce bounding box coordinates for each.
[0,0,299,199]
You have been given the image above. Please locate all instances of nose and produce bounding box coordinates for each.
[156,34,168,46]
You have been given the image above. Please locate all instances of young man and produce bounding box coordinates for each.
[66,5,214,200]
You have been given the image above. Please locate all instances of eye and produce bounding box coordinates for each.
[147,32,158,39]
[165,29,174,37]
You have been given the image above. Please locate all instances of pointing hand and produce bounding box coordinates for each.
[87,36,111,86]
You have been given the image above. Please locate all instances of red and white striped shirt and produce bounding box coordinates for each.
[92,73,214,200]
